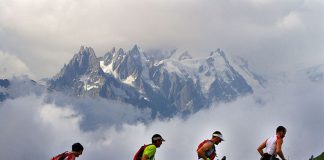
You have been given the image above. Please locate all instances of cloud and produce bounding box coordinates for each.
[45,94,152,131]
[0,51,32,78]
[0,0,323,78]
[1,74,324,160]
[277,12,304,30]
[0,94,151,159]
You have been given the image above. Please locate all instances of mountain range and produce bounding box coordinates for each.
[2,45,323,117]
[47,45,265,116]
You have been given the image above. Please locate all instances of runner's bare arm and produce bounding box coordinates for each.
[276,139,286,160]
[257,139,267,157]
[141,155,148,160]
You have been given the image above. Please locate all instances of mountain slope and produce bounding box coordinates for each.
[315,152,324,160]
[48,47,154,112]
[0,79,10,102]
[310,152,324,160]
[305,63,324,82]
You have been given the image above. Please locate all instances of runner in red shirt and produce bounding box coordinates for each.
[51,143,84,160]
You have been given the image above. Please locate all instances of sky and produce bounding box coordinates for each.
[0,73,324,160]
[1,1,324,160]
[1,0,324,79]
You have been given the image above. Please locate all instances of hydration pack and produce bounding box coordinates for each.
[133,144,149,160]
[197,140,216,160]
[51,151,68,160]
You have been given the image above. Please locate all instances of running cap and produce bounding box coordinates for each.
[212,131,224,141]
[152,134,165,142]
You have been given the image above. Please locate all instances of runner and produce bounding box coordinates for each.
[51,143,84,160]
[133,134,165,160]
[197,131,225,160]
[257,126,287,160]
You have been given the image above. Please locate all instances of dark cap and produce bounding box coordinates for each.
[152,134,165,142]
[72,143,84,152]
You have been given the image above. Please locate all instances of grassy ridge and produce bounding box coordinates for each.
[314,152,324,160]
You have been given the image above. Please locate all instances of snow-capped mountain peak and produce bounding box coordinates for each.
[49,45,264,116]
[178,51,193,61]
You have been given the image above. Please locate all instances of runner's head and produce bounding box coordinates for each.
[276,126,287,138]
[72,142,84,157]
[152,134,165,148]
[212,131,224,145]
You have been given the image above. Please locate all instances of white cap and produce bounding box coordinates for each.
[212,133,224,141]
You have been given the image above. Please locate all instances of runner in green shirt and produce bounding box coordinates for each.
[142,134,165,160]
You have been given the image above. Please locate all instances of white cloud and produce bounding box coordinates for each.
[0,0,323,78]
[0,74,323,160]
[277,12,304,31]
[0,51,32,78]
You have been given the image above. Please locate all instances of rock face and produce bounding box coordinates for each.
[48,45,264,116]
[306,63,324,82]
[0,79,10,102]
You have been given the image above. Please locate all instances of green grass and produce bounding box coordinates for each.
[314,152,324,160]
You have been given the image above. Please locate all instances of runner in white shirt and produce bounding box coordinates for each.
[257,126,287,160]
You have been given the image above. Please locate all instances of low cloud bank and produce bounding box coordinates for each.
[0,77,323,160]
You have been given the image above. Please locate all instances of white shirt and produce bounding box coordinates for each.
[266,135,277,155]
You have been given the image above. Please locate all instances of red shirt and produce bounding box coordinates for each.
[52,151,76,160]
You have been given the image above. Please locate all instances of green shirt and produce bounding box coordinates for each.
[142,144,156,160]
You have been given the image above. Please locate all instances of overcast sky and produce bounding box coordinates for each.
[0,0,324,79]
[1,74,323,160]
[1,1,324,159]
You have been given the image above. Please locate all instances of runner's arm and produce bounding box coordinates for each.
[276,139,286,160]
[257,140,267,157]
[141,155,149,160]
[197,142,213,160]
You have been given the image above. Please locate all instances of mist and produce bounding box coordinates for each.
[1,73,324,160]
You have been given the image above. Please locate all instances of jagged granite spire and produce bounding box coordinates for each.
[49,46,103,91]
